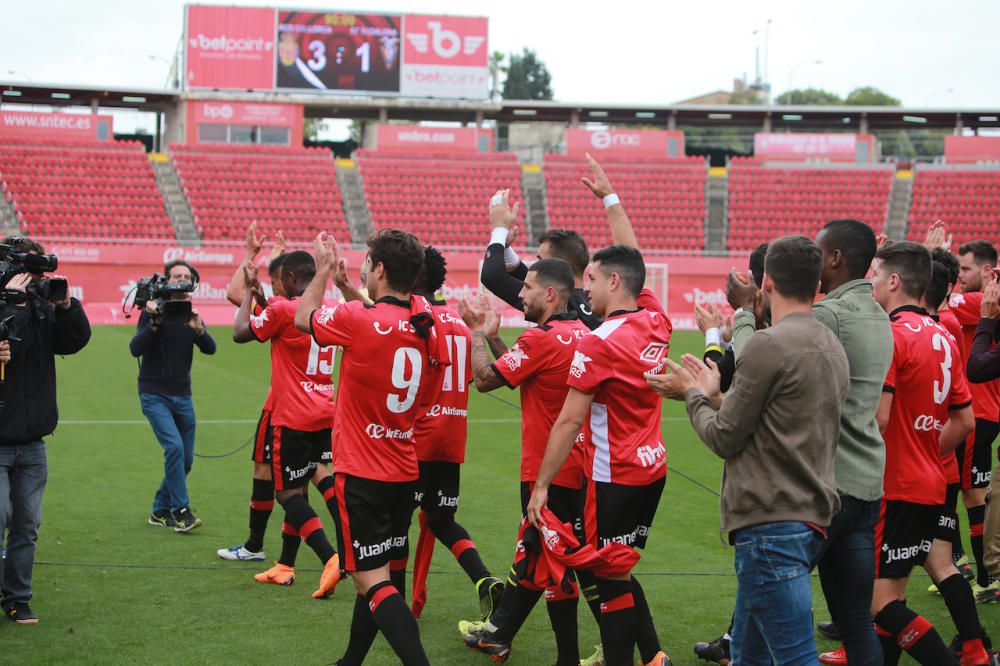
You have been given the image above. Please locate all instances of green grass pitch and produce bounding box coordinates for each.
[4,325,995,664]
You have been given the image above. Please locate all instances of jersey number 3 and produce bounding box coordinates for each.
[931,332,952,405]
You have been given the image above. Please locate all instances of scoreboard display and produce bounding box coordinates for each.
[276,12,400,92]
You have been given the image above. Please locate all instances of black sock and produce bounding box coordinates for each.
[245,477,274,553]
[938,573,985,640]
[546,594,580,666]
[281,493,335,564]
[391,559,407,601]
[339,593,379,666]
[575,568,602,623]
[490,565,519,629]
[874,599,953,665]
[277,521,301,567]
[597,578,637,666]
[968,504,988,587]
[493,584,543,643]
[947,484,965,559]
[427,514,491,583]
[876,625,902,666]
[631,577,661,663]
[366,581,430,666]
[315,474,338,520]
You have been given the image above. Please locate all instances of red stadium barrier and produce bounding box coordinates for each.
[41,241,738,330]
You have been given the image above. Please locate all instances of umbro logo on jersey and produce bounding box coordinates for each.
[912,415,943,432]
[639,342,669,364]
[579,304,593,316]
[373,322,394,335]
[569,351,591,378]
[503,344,529,371]
[556,332,583,345]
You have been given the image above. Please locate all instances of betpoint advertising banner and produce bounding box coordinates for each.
[375,124,490,153]
[185,5,277,90]
[565,129,685,159]
[944,136,1000,164]
[754,133,860,162]
[400,14,489,99]
[42,242,738,330]
[0,111,114,141]
[186,101,304,144]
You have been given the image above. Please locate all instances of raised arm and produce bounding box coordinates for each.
[227,222,264,307]
[295,232,339,334]
[481,189,529,308]
[581,153,638,249]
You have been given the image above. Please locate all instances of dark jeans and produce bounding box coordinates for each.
[0,441,48,606]
[813,493,882,666]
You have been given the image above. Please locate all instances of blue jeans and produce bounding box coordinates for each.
[813,494,882,666]
[140,393,196,512]
[731,521,822,666]
[0,441,48,606]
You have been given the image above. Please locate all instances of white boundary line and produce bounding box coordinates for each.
[60,416,690,426]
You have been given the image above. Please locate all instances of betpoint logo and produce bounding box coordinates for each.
[407,21,485,59]
[189,34,273,54]
[201,104,234,120]
[590,131,641,150]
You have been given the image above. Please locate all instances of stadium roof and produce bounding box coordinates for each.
[3,80,1000,131]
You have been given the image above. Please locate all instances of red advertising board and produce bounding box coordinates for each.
[374,124,490,153]
[186,101,304,145]
[39,241,743,331]
[0,111,114,141]
[400,14,489,99]
[564,128,685,159]
[944,136,1000,164]
[185,5,277,90]
[754,133,871,162]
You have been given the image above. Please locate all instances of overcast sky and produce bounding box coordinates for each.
[1,0,997,137]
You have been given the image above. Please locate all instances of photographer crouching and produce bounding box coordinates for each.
[128,260,215,533]
[0,236,91,625]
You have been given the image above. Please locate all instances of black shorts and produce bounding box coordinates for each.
[583,477,665,550]
[874,499,936,579]
[270,427,331,491]
[932,504,959,542]
[414,461,461,514]
[252,409,273,464]
[957,419,998,490]
[332,474,417,572]
[520,481,584,541]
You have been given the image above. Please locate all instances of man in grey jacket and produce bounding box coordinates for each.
[648,235,849,666]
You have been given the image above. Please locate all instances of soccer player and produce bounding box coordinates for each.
[949,238,1000,602]
[527,245,673,666]
[868,241,989,665]
[458,258,593,666]
[295,230,443,666]
[232,250,342,599]
[407,246,503,620]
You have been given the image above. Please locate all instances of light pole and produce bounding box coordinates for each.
[147,55,176,89]
[751,19,773,103]
[787,60,824,95]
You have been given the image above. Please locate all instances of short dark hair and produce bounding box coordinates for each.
[957,240,998,267]
[527,258,575,300]
[2,236,44,254]
[539,229,589,277]
[163,259,197,282]
[822,218,878,279]
[268,253,286,276]
[367,228,425,294]
[591,245,646,297]
[280,250,316,283]
[931,248,959,287]
[749,243,768,287]
[924,261,950,311]
[875,240,931,300]
[414,246,447,295]
[764,235,822,301]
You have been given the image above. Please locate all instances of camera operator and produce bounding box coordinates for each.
[0,236,91,625]
[129,259,215,533]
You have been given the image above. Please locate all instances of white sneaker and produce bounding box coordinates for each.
[216,545,265,561]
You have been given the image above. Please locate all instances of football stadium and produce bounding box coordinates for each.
[1,2,999,665]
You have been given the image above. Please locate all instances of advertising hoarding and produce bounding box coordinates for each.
[185,5,277,90]
[374,124,491,153]
[400,14,489,99]
[0,111,114,141]
[564,128,685,159]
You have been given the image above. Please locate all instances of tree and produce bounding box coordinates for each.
[489,50,505,101]
[303,118,326,142]
[775,88,843,105]
[501,48,553,100]
[844,86,900,106]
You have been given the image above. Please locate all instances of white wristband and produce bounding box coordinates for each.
[705,327,722,348]
[603,193,620,209]
[504,247,520,270]
[489,227,510,247]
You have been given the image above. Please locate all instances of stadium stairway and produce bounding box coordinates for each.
[705,167,728,253]
[152,158,200,245]
[884,170,914,240]
[0,190,21,237]
[521,164,549,245]
[334,158,374,244]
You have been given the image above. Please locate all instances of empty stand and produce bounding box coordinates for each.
[358,150,523,247]
[544,155,708,252]
[0,138,173,240]
[726,160,894,252]
[906,166,1000,247]
[170,143,348,244]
